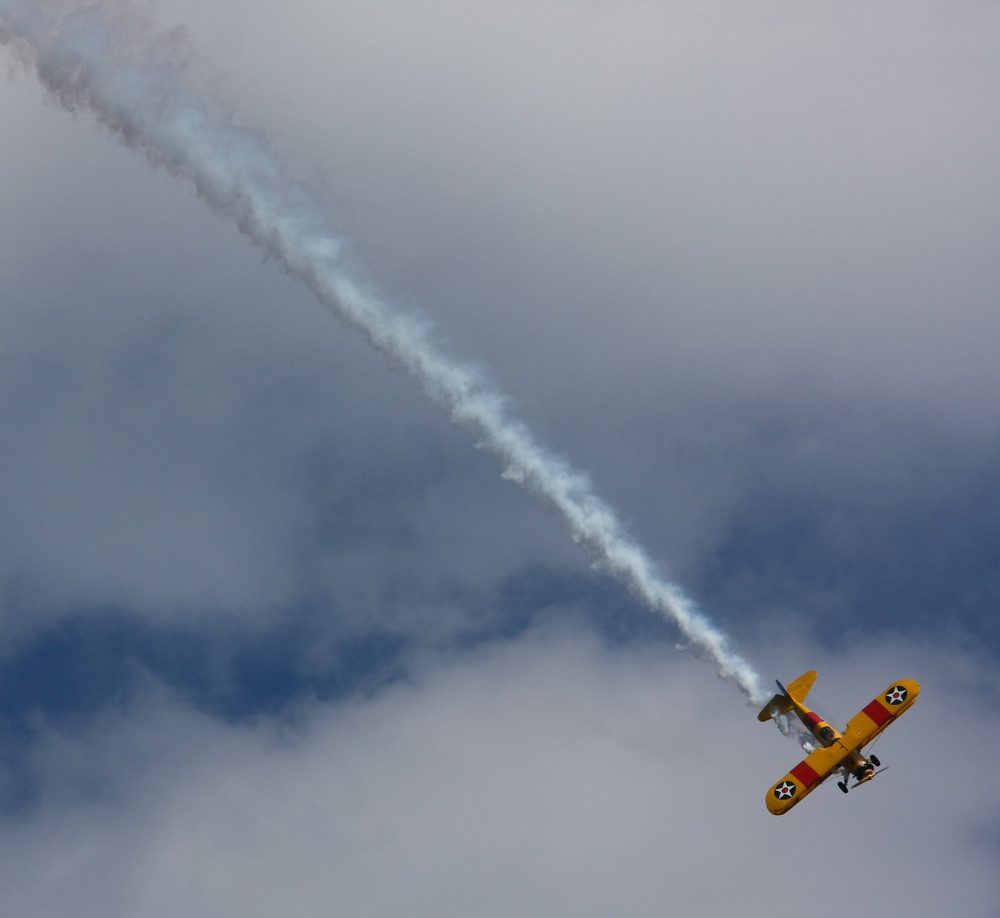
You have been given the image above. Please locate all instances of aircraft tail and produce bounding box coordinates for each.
[757,670,818,722]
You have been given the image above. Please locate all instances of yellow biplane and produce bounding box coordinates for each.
[759,671,919,815]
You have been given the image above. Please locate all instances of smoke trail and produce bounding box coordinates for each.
[0,0,768,704]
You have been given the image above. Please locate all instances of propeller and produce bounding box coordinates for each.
[850,765,890,789]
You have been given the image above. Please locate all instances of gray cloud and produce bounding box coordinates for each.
[198,1,1000,412]
[1,630,997,917]
[0,2,998,912]
[2,0,997,648]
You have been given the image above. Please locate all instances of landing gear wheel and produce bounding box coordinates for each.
[870,755,881,767]
[838,781,849,794]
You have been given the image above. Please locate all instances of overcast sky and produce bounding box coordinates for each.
[1,1,999,915]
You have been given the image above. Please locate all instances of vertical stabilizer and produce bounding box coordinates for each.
[757,670,818,721]
[784,670,818,703]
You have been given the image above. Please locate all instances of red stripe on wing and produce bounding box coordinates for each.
[862,699,893,727]
[790,760,823,787]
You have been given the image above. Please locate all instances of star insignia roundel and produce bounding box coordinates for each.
[773,781,797,800]
[885,685,908,705]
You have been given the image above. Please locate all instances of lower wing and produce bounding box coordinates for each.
[766,744,846,815]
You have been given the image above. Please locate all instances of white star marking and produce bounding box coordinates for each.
[774,781,796,799]
[885,686,907,705]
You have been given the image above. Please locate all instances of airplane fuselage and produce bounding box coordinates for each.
[780,686,875,783]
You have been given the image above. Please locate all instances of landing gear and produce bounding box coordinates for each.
[870,754,881,768]
[838,781,849,794]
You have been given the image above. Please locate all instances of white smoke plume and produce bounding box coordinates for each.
[0,0,768,703]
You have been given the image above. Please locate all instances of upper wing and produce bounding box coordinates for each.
[765,744,845,815]
[840,678,921,752]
